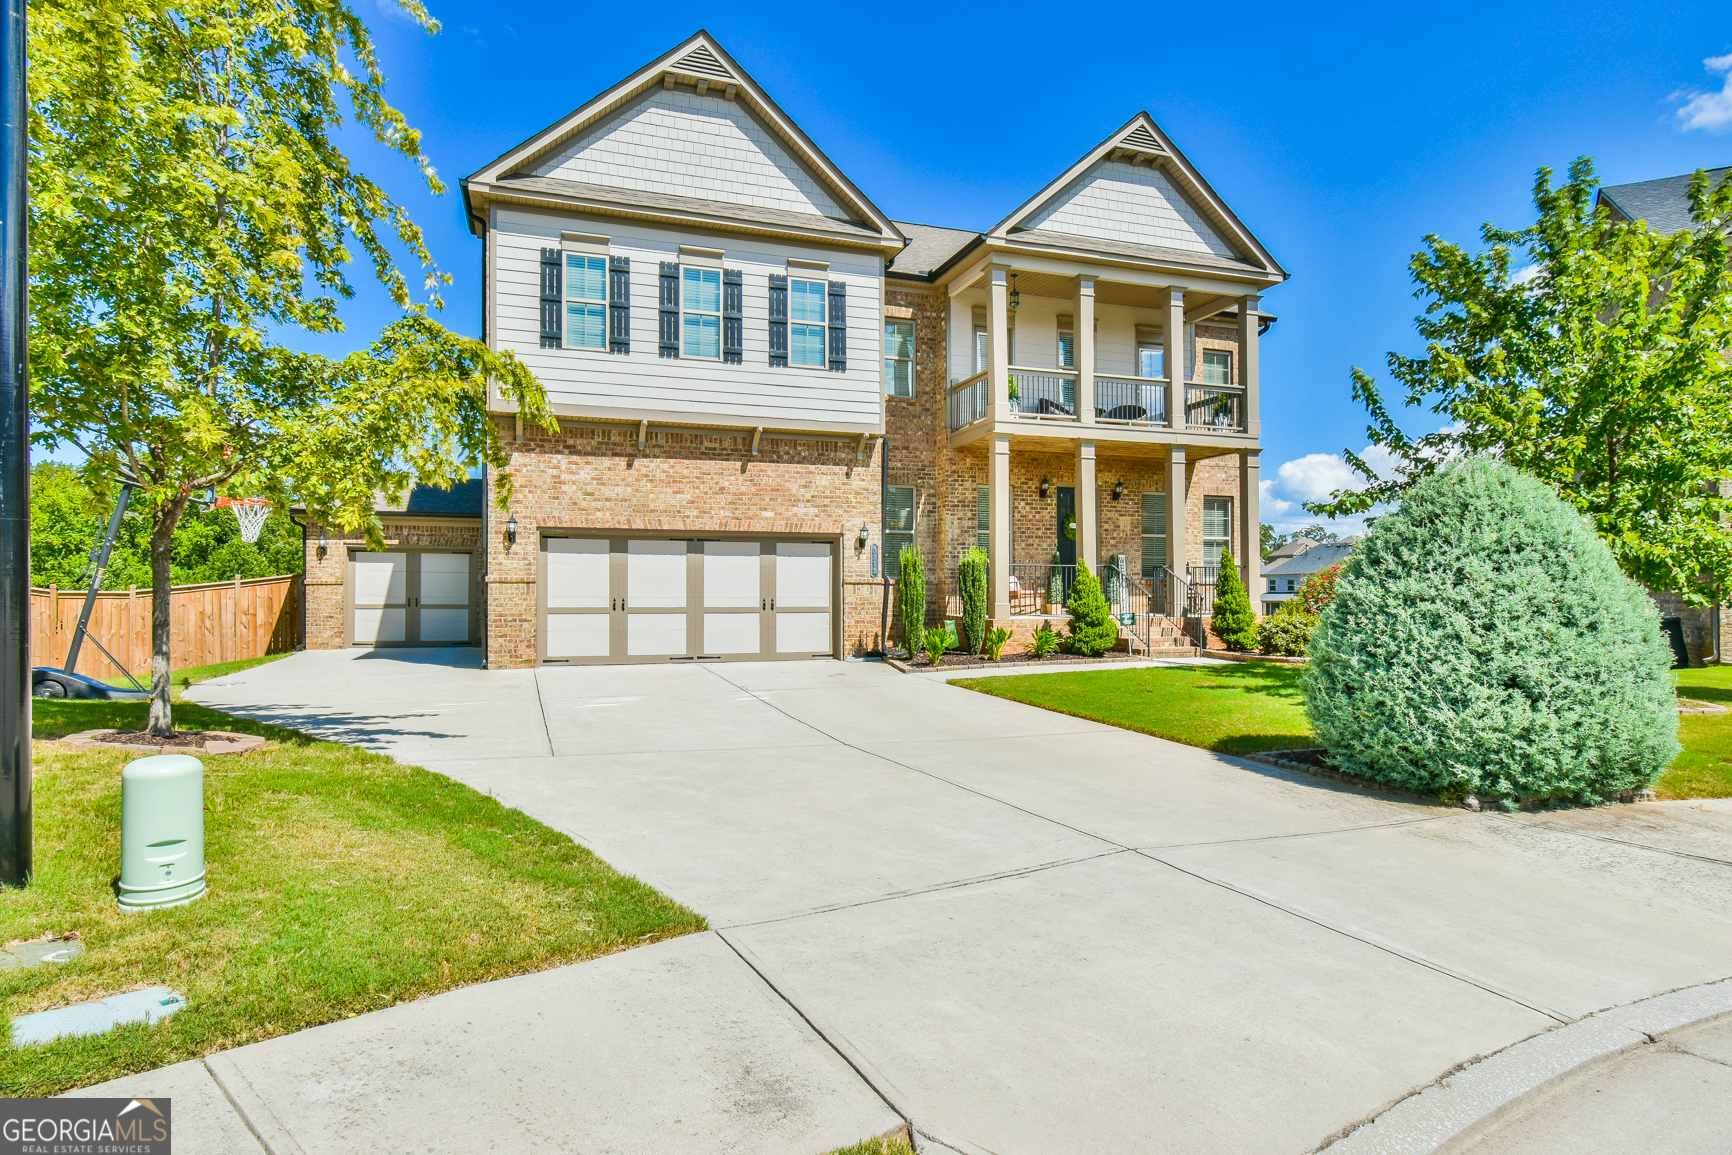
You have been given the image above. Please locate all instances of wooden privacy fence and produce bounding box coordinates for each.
[30,575,303,682]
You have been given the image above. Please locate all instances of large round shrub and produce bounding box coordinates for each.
[1303,457,1678,807]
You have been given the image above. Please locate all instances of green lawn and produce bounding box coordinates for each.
[2,697,704,1095]
[103,651,291,693]
[956,663,1732,799]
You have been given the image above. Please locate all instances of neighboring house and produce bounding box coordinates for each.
[1260,538,1356,617]
[1264,537,1316,563]
[1593,167,1730,666]
[300,31,1287,667]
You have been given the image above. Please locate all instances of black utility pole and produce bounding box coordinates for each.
[0,0,28,887]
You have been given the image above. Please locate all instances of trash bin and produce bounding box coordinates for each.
[118,754,207,912]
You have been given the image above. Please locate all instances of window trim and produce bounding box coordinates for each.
[562,252,609,351]
[885,319,915,398]
[788,276,827,369]
[681,266,723,360]
[1202,496,1233,567]
[1202,348,1234,386]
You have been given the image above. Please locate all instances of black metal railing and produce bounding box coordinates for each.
[1184,384,1245,431]
[1093,375,1169,425]
[947,371,990,430]
[1009,368,1078,420]
[1009,561,1075,615]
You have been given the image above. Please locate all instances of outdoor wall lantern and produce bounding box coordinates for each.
[857,523,870,549]
[1008,273,1020,312]
[1039,477,1051,499]
[1112,480,1126,502]
[315,530,327,560]
[505,515,519,545]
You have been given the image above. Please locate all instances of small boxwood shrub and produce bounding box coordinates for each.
[1303,457,1679,808]
[1063,558,1119,656]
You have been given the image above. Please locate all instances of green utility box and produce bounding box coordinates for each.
[118,754,207,912]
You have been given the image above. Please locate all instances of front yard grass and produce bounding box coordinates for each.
[956,663,1732,799]
[2,697,705,1096]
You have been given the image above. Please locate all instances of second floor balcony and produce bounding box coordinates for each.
[947,367,1248,434]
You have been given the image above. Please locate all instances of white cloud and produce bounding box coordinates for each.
[1261,445,1403,538]
[1675,52,1732,132]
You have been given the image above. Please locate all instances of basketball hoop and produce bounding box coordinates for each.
[216,497,273,544]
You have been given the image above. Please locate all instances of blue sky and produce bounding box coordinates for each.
[279,1,1730,531]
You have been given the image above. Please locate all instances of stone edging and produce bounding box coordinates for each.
[59,729,268,755]
[1318,976,1732,1153]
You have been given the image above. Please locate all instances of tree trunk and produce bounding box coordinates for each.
[146,501,184,737]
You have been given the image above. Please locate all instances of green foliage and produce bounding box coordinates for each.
[1007,374,1019,402]
[1047,551,1065,605]
[1310,158,1732,605]
[1256,603,1317,657]
[1063,558,1118,657]
[922,626,949,668]
[1031,621,1061,658]
[1210,549,1258,651]
[1304,457,1680,807]
[29,463,302,589]
[959,546,989,652]
[984,626,1011,661]
[897,544,926,652]
[1294,563,1344,615]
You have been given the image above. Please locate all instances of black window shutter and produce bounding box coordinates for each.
[827,280,847,372]
[608,256,630,355]
[722,269,743,364]
[539,248,562,348]
[658,262,679,358]
[768,274,788,368]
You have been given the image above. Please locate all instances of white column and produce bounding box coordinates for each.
[1239,293,1261,438]
[1241,450,1261,612]
[990,434,1012,620]
[1075,440,1098,572]
[1166,288,1186,429]
[989,266,1012,423]
[1076,276,1096,424]
[1167,446,1189,617]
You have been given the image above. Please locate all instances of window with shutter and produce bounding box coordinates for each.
[658,262,679,358]
[682,268,722,359]
[563,253,608,349]
[608,256,630,354]
[976,485,990,556]
[788,278,826,368]
[884,485,915,579]
[539,248,562,348]
[884,320,914,398]
[827,281,846,371]
[768,275,788,367]
[1058,313,1075,370]
[722,269,743,363]
[1140,493,1167,577]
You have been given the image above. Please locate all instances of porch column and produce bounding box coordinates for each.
[1167,446,1189,617]
[1075,439,1098,572]
[1238,293,1261,438]
[1166,288,1186,429]
[1240,449,1261,611]
[989,265,1012,423]
[990,434,1012,620]
[1076,275,1096,424]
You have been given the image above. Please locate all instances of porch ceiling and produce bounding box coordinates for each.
[971,269,1239,321]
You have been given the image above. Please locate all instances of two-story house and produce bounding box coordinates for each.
[297,31,1287,667]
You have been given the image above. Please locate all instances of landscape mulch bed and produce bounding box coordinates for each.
[890,651,1148,672]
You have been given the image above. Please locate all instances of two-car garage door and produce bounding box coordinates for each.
[541,537,835,664]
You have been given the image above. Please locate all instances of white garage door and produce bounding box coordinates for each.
[540,536,834,665]
[349,550,473,646]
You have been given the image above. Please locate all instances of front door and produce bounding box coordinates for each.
[1056,487,1076,567]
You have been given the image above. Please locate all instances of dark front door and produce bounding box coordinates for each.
[1056,487,1076,567]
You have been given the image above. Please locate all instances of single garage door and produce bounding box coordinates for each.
[348,549,476,646]
[540,536,836,665]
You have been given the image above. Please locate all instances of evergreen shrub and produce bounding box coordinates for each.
[1064,558,1118,656]
[1304,457,1679,807]
[1210,548,1257,651]
[897,545,926,652]
[1256,603,1316,657]
[958,546,989,653]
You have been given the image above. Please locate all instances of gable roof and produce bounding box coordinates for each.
[984,113,1285,281]
[1597,166,1731,234]
[463,32,903,252]
[1264,540,1357,576]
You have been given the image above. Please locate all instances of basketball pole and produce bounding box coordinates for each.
[0,0,30,887]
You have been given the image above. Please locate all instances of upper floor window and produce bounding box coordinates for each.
[973,327,988,375]
[1058,328,1075,370]
[885,320,914,398]
[1202,349,1233,386]
[564,254,608,350]
[789,278,827,367]
[682,267,722,359]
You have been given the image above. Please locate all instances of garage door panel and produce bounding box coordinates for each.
[419,607,469,643]
[627,612,689,656]
[547,539,611,609]
[775,543,830,608]
[776,611,831,654]
[628,541,688,608]
[704,542,760,608]
[354,553,406,604]
[547,614,611,658]
[419,553,471,605]
[704,612,761,655]
[355,607,406,644]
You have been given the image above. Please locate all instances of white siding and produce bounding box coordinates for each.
[531,89,845,221]
[1025,160,1237,259]
[493,208,883,430]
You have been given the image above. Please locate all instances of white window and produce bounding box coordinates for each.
[1058,328,1075,369]
[1203,349,1233,386]
[1268,578,1276,593]
[1286,577,1296,592]
[564,254,608,350]
[885,485,915,577]
[1203,497,1232,567]
[974,327,988,375]
[682,267,721,359]
[885,320,914,398]
[1141,493,1167,578]
[789,278,826,367]
[1138,343,1165,379]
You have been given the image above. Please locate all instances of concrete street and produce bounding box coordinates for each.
[74,649,1732,1154]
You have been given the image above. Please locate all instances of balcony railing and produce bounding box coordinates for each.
[947,370,989,431]
[1094,375,1169,425]
[1009,368,1079,420]
[1185,384,1246,432]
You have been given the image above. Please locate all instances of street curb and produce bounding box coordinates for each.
[1318,976,1732,1154]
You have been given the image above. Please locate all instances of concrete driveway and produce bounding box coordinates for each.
[95,649,1732,1154]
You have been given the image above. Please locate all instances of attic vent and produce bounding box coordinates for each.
[1121,124,1164,151]
[676,44,733,79]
